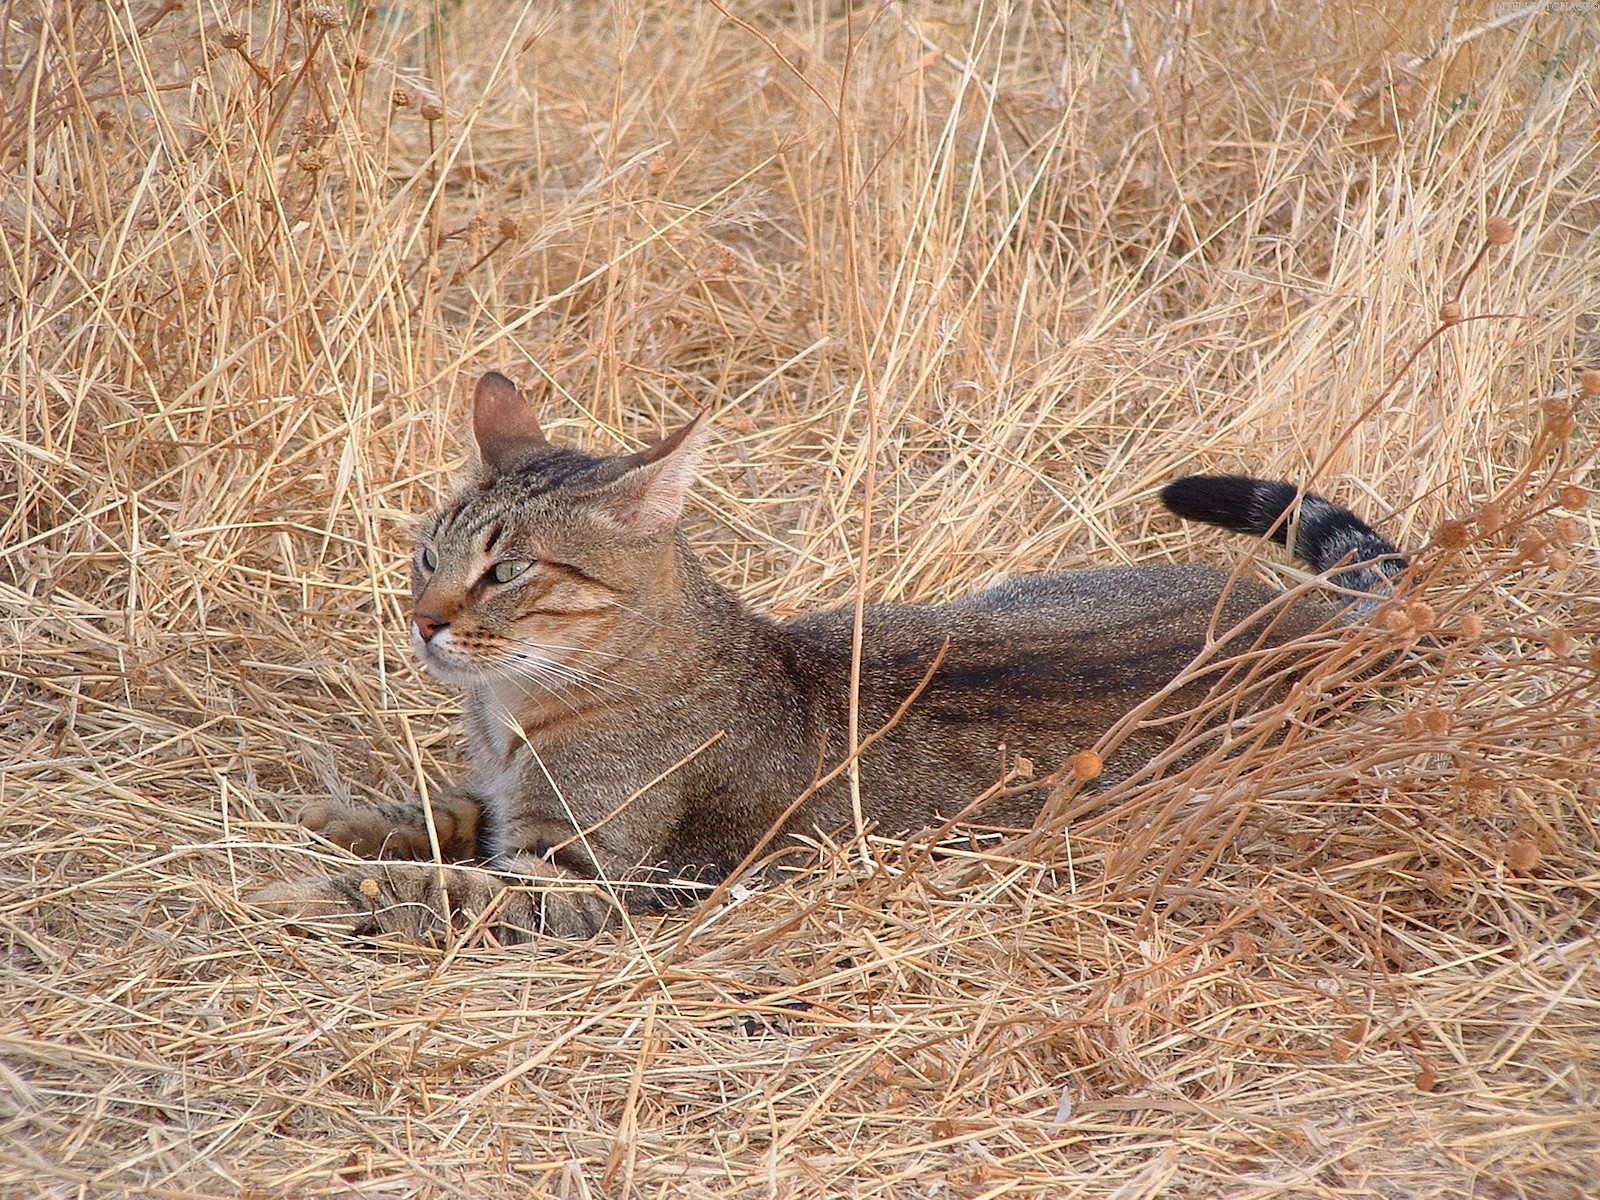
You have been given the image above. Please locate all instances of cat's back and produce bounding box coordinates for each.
[786,562,1297,645]
[952,562,1242,621]
[769,561,1330,728]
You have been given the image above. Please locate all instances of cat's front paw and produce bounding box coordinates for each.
[296,793,479,861]
[248,863,502,943]
[247,860,616,944]
[297,801,419,858]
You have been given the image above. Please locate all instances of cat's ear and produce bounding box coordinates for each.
[591,411,711,534]
[472,371,550,473]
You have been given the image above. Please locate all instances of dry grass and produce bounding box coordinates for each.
[3,0,1598,1195]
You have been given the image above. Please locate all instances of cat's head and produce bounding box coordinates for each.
[408,371,709,692]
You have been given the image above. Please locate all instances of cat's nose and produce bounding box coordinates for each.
[413,612,448,642]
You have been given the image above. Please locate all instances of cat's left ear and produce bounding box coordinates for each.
[472,371,550,474]
[591,411,711,534]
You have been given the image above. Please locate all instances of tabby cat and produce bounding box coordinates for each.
[250,372,1404,941]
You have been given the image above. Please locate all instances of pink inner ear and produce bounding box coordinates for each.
[472,372,549,472]
[596,410,710,534]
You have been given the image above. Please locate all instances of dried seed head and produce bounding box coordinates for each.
[1507,833,1540,873]
[1458,611,1484,639]
[297,147,329,172]
[1546,548,1571,571]
[310,5,345,29]
[497,215,520,240]
[1554,516,1582,544]
[1581,368,1600,397]
[350,52,371,72]
[1406,600,1436,632]
[1425,868,1454,898]
[1478,501,1505,532]
[1071,750,1102,782]
[1517,530,1549,563]
[1559,484,1588,511]
[1439,300,1463,325]
[1462,773,1496,817]
[420,101,445,122]
[1404,711,1424,737]
[1421,708,1451,736]
[392,87,413,109]
[1415,1064,1438,1093]
[359,877,381,900]
[1549,629,1576,658]
[1433,518,1471,550]
[1546,416,1576,440]
[1485,215,1514,245]
[219,27,246,50]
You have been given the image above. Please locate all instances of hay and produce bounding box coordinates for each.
[2,0,1597,1195]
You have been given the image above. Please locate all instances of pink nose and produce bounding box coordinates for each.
[413,613,447,642]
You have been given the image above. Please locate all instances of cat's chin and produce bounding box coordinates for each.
[410,640,478,688]
[416,659,477,689]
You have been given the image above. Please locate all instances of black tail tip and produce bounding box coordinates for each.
[1160,474,1280,534]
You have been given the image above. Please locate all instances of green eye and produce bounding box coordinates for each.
[419,546,438,571]
[491,559,532,584]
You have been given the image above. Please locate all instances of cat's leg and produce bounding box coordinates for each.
[294,786,482,861]
[247,855,618,943]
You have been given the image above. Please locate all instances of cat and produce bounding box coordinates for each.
[249,371,1405,943]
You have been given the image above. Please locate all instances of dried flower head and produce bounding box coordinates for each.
[219,27,246,50]
[497,215,521,240]
[1071,750,1102,782]
[1433,518,1471,550]
[309,5,345,29]
[1485,215,1514,245]
[359,877,381,900]
[1458,611,1484,639]
[1507,833,1540,873]
[420,102,445,122]
[1549,629,1576,657]
[1421,708,1450,736]
[1516,530,1549,564]
[1558,484,1588,511]
[392,87,414,109]
[1582,368,1600,397]
[1406,600,1436,633]
[1439,300,1463,325]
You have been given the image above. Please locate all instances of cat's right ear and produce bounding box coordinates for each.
[472,371,550,474]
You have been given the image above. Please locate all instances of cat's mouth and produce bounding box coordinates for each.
[410,626,483,687]
[412,626,584,695]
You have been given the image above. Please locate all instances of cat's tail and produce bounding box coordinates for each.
[1160,475,1406,618]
